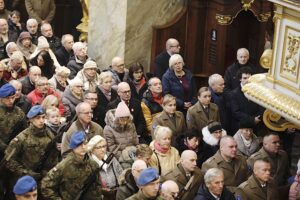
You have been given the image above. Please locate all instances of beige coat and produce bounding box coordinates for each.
[202,150,248,193]
[25,0,56,23]
[149,141,180,176]
[186,101,220,131]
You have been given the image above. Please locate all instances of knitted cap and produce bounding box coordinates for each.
[115,101,131,118]
[38,36,50,49]
[208,121,222,133]
[84,60,97,69]
[18,31,32,41]
[87,135,106,152]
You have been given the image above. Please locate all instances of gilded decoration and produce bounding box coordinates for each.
[260,49,272,69]
[215,14,233,25]
[241,0,255,11]
[258,12,272,22]
[283,33,300,75]
[263,109,300,131]
[77,0,89,42]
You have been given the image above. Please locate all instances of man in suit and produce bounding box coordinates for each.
[55,34,74,67]
[162,150,204,200]
[107,82,148,143]
[202,136,248,193]
[236,159,279,200]
[154,38,180,79]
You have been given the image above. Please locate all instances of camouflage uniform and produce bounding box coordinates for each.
[0,105,27,159]
[125,190,160,200]
[5,124,59,180]
[41,152,103,200]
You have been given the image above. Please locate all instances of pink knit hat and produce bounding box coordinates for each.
[115,101,131,118]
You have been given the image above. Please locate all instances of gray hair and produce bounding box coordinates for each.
[72,42,86,53]
[6,42,18,55]
[10,51,24,62]
[26,18,38,26]
[204,168,223,185]
[99,71,113,84]
[208,74,223,87]
[237,48,249,56]
[55,66,70,76]
[61,34,74,44]
[154,125,172,140]
[75,102,90,115]
[35,77,48,86]
[169,54,184,68]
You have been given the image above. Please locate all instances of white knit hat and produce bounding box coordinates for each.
[115,101,131,118]
[37,36,50,49]
[87,135,106,152]
[83,60,97,69]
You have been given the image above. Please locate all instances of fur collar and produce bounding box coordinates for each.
[202,126,227,146]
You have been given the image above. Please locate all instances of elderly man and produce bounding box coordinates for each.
[162,150,204,200]
[107,56,129,91]
[27,76,64,115]
[20,66,41,94]
[3,51,27,82]
[208,73,231,133]
[154,38,181,79]
[84,90,106,128]
[26,18,40,45]
[236,159,279,200]
[0,18,18,59]
[117,159,148,200]
[126,167,160,200]
[40,23,61,52]
[5,105,59,183]
[61,102,103,156]
[247,133,290,186]
[25,0,56,24]
[160,180,179,200]
[13,175,38,200]
[41,131,103,199]
[67,41,88,79]
[107,82,147,143]
[55,34,74,66]
[194,168,235,200]
[202,136,248,193]
[141,77,163,133]
[10,80,31,114]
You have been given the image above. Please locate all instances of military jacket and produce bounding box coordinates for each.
[202,150,248,193]
[236,175,279,200]
[41,152,103,200]
[125,190,159,200]
[247,147,290,186]
[5,124,57,177]
[0,105,27,154]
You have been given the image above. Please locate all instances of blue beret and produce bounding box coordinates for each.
[27,105,45,119]
[0,83,16,98]
[69,131,86,149]
[137,168,159,186]
[13,175,37,195]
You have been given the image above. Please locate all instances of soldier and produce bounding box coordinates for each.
[41,131,103,200]
[13,175,38,200]
[162,150,204,200]
[247,133,290,186]
[126,167,160,200]
[202,136,248,193]
[236,159,279,200]
[61,102,103,156]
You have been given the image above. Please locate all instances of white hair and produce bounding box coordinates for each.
[208,74,223,87]
[99,71,113,84]
[72,42,86,53]
[169,54,184,68]
[69,78,83,87]
[154,125,172,140]
[204,168,224,185]
[26,18,38,26]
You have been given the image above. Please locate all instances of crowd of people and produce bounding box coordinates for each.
[0,1,299,200]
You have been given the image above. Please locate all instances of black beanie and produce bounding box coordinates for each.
[208,121,222,133]
[239,119,254,129]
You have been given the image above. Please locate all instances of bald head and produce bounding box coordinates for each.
[181,150,197,172]
[111,56,125,73]
[161,180,179,199]
[166,38,180,55]
[263,133,280,154]
[220,136,237,161]
[132,159,147,180]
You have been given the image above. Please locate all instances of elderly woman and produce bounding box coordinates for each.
[87,135,123,200]
[127,62,148,101]
[75,60,100,91]
[149,125,180,176]
[162,54,197,114]
[96,71,118,110]
[62,78,84,121]
[233,119,261,158]
[104,101,139,159]
[202,121,227,163]
[152,94,186,147]
[16,31,36,61]
[49,66,70,97]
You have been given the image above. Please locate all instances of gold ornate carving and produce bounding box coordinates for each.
[76,0,89,42]
[263,109,300,131]
[258,12,272,22]
[241,0,255,11]
[215,14,233,25]
[260,49,272,69]
[283,34,300,75]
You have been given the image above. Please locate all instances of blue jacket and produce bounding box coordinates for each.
[162,68,197,112]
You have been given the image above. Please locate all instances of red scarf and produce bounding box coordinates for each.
[152,92,163,105]
[154,141,170,154]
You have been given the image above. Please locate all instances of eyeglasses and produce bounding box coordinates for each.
[170,44,180,48]
[117,64,125,68]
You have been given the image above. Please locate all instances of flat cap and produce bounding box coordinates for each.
[13,175,37,195]
[0,83,16,98]
[69,131,86,149]
[137,167,159,186]
[27,105,45,119]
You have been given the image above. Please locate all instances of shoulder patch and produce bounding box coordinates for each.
[53,167,57,172]
[13,137,18,142]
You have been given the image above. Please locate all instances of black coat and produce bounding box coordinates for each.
[107,97,147,142]
[55,46,73,67]
[96,86,118,110]
[230,86,265,133]
[20,76,35,95]
[67,56,85,79]
[92,105,106,128]
[142,89,163,115]
[154,51,170,80]
[14,94,32,114]
[127,77,148,101]
[194,184,235,200]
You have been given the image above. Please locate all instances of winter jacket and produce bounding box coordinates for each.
[61,86,83,121]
